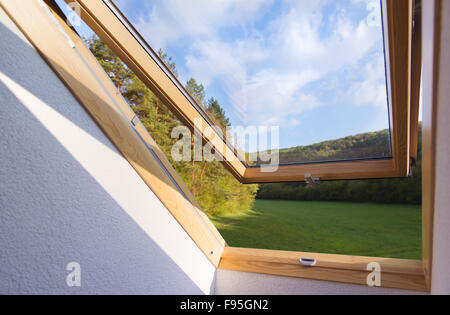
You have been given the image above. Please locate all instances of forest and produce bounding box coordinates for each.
[87,35,422,217]
[270,128,391,164]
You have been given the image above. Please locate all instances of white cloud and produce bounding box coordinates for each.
[270,2,380,73]
[130,0,273,50]
[242,69,322,125]
[185,40,247,87]
[347,54,387,109]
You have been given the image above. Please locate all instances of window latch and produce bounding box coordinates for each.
[305,173,320,188]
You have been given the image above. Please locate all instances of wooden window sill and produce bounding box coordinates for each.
[219,247,427,292]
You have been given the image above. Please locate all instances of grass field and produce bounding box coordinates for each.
[212,200,422,260]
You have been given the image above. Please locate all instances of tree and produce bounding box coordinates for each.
[206,97,230,132]
[186,78,206,108]
[158,48,178,78]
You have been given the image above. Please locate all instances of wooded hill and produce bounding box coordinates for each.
[257,128,422,205]
[274,129,391,164]
[252,128,391,166]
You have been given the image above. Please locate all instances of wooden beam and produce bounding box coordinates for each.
[244,158,397,183]
[410,0,422,164]
[384,0,412,177]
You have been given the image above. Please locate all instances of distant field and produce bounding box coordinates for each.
[212,200,422,260]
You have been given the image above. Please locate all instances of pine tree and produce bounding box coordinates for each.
[186,78,206,108]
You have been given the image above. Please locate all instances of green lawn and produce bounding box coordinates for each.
[212,200,422,260]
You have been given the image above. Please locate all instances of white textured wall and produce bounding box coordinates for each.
[430,0,450,295]
[0,8,215,295]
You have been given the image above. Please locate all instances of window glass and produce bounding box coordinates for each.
[113,0,392,166]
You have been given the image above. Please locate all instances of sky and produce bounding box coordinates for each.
[59,0,393,151]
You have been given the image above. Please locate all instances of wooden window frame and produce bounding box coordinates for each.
[410,0,422,166]
[219,0,438,293]
[1,0,437,292]
[58,0,417,184]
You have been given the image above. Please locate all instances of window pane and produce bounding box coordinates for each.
[109,0,392,166]
[112,0,392,166]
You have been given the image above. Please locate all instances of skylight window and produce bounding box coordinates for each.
[63,0,415,183]
[113,0,392,166]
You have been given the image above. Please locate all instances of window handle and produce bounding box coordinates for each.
[299,257,317,267]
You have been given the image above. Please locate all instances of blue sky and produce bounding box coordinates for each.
[60,0,392,151]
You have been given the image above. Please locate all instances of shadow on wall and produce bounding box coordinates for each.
[0,18,213,294]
